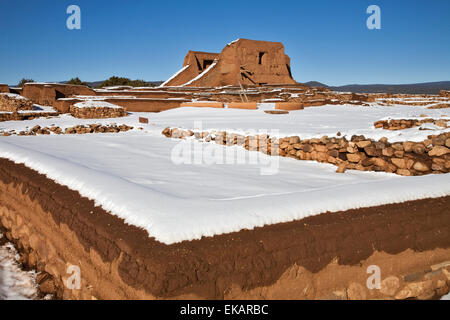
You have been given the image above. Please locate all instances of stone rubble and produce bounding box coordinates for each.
[69,105,127,119]
[1,124,134,136]
[0,93,34,112]
[374,118,448,130]
[163,128,450,176]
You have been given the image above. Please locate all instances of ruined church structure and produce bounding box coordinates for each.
[161,39,297,87]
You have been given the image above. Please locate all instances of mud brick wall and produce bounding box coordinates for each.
[104,98,185,112]
[0,94,34,111]
[54,99,81,113]
[0,84,9,93]
[69,106,127,119]
[163,128,450,176]
[22,83,95,106]
[22,85,56,106]
[1,156,449,300]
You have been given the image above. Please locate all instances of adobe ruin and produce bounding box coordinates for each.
[0,84,9,93]
[162,39,297,87]
[22,83,95,106]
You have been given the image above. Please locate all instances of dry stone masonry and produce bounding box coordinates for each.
[374,118,448,130]
[163,128,450,176]
[0,93,34,111]
[1,124,133,136]
[70,101,127,119]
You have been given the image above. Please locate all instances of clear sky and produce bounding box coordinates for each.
[0,0,449,86]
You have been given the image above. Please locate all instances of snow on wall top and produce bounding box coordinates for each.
[0,93,28,100]
[182,60,218,87]
[0,120,449,244]
[73,101,123,109]
[160,65,191,87]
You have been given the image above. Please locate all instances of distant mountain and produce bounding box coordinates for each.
[305,81,450,94]
[304,81,329,88]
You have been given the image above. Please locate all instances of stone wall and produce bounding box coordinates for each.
[0,111,58,123]
[440,90,450,98]
[1,123,133,136]
[0,93,34,111]
[69,105,127,119]
[163,128,450,176]
[374,118,448,130]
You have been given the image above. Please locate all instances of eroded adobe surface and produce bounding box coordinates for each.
[0,84,9,93]
[22,83,95,106]
[163,39,297,87]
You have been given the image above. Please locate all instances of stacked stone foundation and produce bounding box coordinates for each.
[0,94,34,111]
[69,106,127,119]
[163,128,450,176]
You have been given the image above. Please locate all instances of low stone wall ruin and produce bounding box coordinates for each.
[69,105,127,119]
[0,111,58,122]
[162,128,450,176]
[0,93,34,111]
[1,124,133,136]
[374,118,448,130]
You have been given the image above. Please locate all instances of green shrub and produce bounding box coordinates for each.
[18,78,34,87]
[67,77,88,86]
[99,76,156,88]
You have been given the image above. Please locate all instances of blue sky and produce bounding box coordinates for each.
[0,0,449,86]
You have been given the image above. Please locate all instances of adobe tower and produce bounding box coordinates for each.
[162,39,297,87]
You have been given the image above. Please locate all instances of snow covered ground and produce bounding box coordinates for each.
[0,103,449,244]
[0,233,38,300]
[0,131,449,244]
[1,103,448,142]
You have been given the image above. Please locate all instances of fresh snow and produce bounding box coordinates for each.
[0,131,449,244]
[0,103,448,142]
[73,101,123,109]
[0,93,28,100]
[0,103,449,244]
[227,38,240,46]
[0,233,38,300]
[160,65,190,87]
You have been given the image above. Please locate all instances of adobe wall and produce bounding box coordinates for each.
[94,90,194,100]
[163,39,298,87]
[190,39,296,87]
[54,99,81,114]
[0,158,449,300]
[163,51,220,87]
[0,84,9,93]
[104,98,186,112]
[22,83,95,106]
